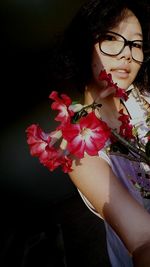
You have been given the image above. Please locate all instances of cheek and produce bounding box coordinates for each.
[93,53,111,75]
[92,63,101,80]
[91,47,104,80]
[131,64,141,81]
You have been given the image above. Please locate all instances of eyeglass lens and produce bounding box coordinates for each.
[100,32,145,63]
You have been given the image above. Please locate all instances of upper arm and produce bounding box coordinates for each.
[69,154,150,253]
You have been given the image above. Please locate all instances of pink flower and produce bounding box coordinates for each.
[49,91,74,126]
[99,70,128,101]
[62,112,110,158]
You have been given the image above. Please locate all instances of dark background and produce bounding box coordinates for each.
[1,0,85,211]
[0,1,110,266]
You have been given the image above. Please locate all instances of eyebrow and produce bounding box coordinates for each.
[134,33,143,38]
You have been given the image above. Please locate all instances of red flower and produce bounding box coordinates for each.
[99,70,128,101]
[118,109,134,139]
[26,124,51,159]
[49,91,74,126]
[61,156,73,173]
[39,148,73,173]
[26,124,73,173]
[26,87,150,174]
[62,112,110,158]
[40,150,59,171]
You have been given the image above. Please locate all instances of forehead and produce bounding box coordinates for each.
[110,10,143,38]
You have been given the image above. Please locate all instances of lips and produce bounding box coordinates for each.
[111,65,130,78]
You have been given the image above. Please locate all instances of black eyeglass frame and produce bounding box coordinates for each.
[99,31,150,64]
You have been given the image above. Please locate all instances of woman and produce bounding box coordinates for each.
[50,0,150,266]
[29,0,150,266]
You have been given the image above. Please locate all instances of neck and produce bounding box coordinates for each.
[84,84,122,112]
[84,84,124,129]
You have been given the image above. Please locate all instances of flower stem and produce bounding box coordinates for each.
[81,101,102,112]
[73,101,102,122]
[111,129,150,165]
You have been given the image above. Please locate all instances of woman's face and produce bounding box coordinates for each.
[91,10,143,90]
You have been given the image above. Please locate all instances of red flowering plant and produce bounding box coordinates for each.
[26,70,150,176]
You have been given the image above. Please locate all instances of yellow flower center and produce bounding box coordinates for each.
[81,127,91,139]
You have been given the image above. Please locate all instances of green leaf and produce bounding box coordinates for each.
[145,131,150,137]
[145,140,150,157]
[146,113,150,124]
[72,101,78,105]
[110,141,129,154]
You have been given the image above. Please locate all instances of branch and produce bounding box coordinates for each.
[111,129,150,165]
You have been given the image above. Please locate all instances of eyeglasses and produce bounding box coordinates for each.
[99,31,150,64]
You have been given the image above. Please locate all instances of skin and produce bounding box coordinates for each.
[69,9,150,256]
[85,10,143,128]
[91,10,142,95]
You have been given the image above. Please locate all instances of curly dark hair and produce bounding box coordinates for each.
[49,0,150,94]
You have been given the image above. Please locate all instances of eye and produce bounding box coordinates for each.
[104,34,117,41]
[133,42,143,49]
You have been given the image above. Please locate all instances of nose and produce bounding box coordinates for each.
[117,45,132,61]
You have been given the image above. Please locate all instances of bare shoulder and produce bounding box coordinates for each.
[69,154,111,205]
[69,154,150,253]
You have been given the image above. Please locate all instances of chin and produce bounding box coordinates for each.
[118,83,129,90]
[113,79,130,91]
